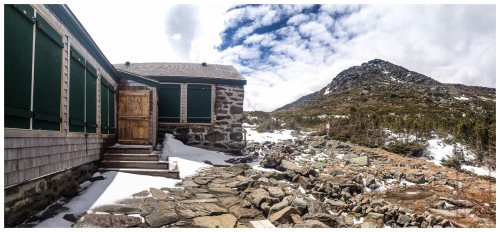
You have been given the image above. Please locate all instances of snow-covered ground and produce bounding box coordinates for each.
[243,123,295,143]
[35,172,179,228]
[161,134,234,178]
[425,135,495,178]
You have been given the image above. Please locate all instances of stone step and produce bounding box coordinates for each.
[100,160,169,170]
[99,168,179,179]
[102,153,159,161]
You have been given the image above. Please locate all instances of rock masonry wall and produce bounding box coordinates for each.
[158,84,245,155]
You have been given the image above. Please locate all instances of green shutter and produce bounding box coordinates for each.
[108,89,115,134]
[69,47,85,132]
[159,84,181,123]
[85,63,97,133]
[100,79,109,134]
[32,14,62,131]
[4,4,34,129]
[187,84,212,123]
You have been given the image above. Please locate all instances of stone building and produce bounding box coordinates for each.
[114,62,247,155]
[4,4,245,227]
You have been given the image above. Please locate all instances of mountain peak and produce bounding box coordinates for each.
[325,59,441,92]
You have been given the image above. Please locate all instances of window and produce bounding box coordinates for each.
[69,47,86,132]
[4,4,35,129]
[85,64,97,133]
[68,47,98,133]
[4,4,62,131]
[187,84,212,123]
[32,14,63,131]
[158,84,181,123]
[100,79,115,134]
[158,83,213,124]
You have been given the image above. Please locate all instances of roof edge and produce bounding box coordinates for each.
[46,4,120,81]
[117,69,160,87]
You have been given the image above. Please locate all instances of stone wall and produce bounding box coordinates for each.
[4,161,99,227]
[157,84,245,155]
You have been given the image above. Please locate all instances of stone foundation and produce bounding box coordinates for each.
[157,84,245,155]
[4,161,99,227]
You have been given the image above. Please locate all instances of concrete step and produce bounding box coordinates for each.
[102,153,159,161]
[100,160,169,169]
[99,168,179,179]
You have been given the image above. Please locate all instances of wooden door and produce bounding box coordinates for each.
[118,89,150,144]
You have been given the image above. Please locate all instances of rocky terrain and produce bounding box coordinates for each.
[70,135,495,228]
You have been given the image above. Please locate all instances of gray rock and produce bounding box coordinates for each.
[208,187,238,195]
[307,200,327,214]
[290,197,308,215]
[396,214,411,225]
[269,199,290,216]
[440,198,474,208]
[267,187,285,200]
[302,213,344,227]
[228,205,262,219]
[326,199,347,209]
[192,214,237,228]
[145,209,179,227]
[63,214,77,222]
[92,204,141,215]
[428,208,458,217]
[268,206,300,224]
[74,214,142,228]
[219,196,241,208]
[294,220,329,228]
[175,203,228,219]
[365,174,376,186]
[279,160,302,173]
[246,188,270,207]
[348,156,370,166]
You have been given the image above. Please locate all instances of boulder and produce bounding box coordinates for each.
[92,204,141,215]
[268,206,300,224]
[429,209,458,217]
[74,214,142,228]
[294,220,329,228]
[440,198,474,208]
[175,203,228,219]
[269,199,290,216]
[267,187,285,200]
[246,188,270,208]
[348,156,370,166]
[279,160,303,173]
[302,213,344,227]
[192,214,237,228]
[145,209,179,227]
[228,205,262,219]
[325,200,347,210]
[290,197,308,215]
[396,214,411,225]
[260,153,283,168]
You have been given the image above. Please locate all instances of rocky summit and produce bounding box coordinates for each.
[73,134,495,228]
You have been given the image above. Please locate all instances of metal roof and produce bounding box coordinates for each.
[114,62,246,85]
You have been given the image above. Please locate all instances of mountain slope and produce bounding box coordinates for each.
[271,59,495,165]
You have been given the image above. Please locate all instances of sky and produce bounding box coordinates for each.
[68,3,496,112]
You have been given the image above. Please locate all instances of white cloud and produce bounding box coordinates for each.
[68,4,495,112]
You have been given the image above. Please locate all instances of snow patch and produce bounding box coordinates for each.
[324,88,332,95]
[161,134,235,178]
[35,171,180,228]
[461,165,496,178]
[454,96,470,101]
[243,123,295,143]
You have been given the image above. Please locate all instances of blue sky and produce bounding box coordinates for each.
[70,4,496,111]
